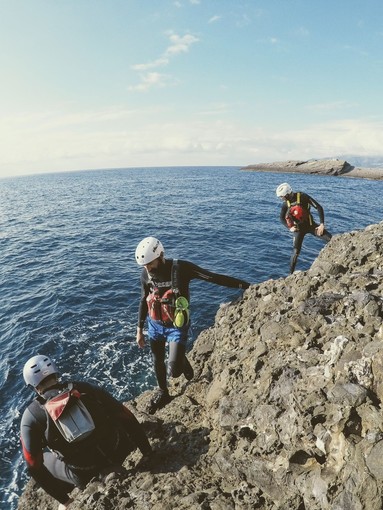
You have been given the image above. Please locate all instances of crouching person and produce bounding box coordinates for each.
[20,354,152,509]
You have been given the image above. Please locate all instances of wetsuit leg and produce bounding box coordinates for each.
[309,224,332,244]
[150,340,167,392]
[43,452,80,488]
[167,342,186,378]
[317,229,332,243]
[165,324,190,379]
[290,231,305,273]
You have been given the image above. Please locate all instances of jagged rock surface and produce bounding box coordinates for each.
[18,222,383,510]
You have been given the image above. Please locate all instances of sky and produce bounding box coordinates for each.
[0,0,383,178]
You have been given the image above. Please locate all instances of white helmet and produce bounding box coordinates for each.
[135,237,164,266]
[23,355,59,388]
[276,182,293,197]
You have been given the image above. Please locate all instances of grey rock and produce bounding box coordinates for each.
[241,158,383,180]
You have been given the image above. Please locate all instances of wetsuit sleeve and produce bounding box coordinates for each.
[137,270,149,329]
[280,203,288,226]
[306,193,325,223]
[185,261,250,289]
[118,405,152,455]
[20,407,72,505]
[80,382,152,456]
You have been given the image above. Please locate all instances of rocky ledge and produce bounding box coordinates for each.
[241,158,383,180]
[18,222,383,510]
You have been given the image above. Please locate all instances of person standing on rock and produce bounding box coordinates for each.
[135,236,250,414]
[20,354,152,509]
[276,183,332,274]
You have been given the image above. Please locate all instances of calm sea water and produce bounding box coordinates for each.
[0,166,382,509]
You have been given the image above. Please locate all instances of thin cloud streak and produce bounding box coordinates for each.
[208,15,221,24]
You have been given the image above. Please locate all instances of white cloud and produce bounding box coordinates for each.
[164,32,199,56]
[127,72,177,92]
[131,57,169,71]
[208,15,221,24]
[129,31,199,91]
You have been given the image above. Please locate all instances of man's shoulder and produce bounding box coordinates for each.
[173,259,196,273]
[296,191,311,203]
[22,398,46,426]
[171,258,188,266]
[71,380,102,394]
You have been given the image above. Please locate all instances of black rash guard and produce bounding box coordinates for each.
[20,381,151,504]
[279,191,325,228]
[138,258,250,329]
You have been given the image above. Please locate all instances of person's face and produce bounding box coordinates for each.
[144,256,162,275]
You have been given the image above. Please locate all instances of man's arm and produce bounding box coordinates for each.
[81,382,152,456]
[186,261,250,289]
[136,272,149,348]
[307,194,325,224]
[118,405,152,456]
[280,203,288,226]
[306,193,326,234]
[21,408,72,505]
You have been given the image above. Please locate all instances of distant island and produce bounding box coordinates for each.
[241,158,383,180]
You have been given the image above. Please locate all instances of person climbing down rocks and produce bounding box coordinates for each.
[276,182,332,274]
[135,236,250,414]
[20,354,152,509]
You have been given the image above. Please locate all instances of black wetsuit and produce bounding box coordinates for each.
[20,381,151,505]
[138,258,250,392]
[279,192,332,273]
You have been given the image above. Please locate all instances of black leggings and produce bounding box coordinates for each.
[150,340,186,392]
[290,224,332,273]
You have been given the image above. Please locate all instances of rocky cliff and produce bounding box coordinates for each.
[18,222,383,510]
[242,158,383,180]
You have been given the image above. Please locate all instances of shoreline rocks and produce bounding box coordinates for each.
[18,221,383,510]
[241,158,383,180]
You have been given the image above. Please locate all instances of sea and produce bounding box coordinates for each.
[0,166,382,509]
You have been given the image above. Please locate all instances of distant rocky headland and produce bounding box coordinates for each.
[242,158,383,180]
[18,221,383,510]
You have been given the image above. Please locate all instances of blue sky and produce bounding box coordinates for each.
[0,0,382,177]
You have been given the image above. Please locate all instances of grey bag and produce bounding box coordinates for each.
[45,383,95,443]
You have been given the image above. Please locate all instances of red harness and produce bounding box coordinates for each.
[146,288,176,323]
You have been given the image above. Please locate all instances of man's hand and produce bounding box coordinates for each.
[136,328,146,348]
[289,226,298,232]
[316,223,325,236]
